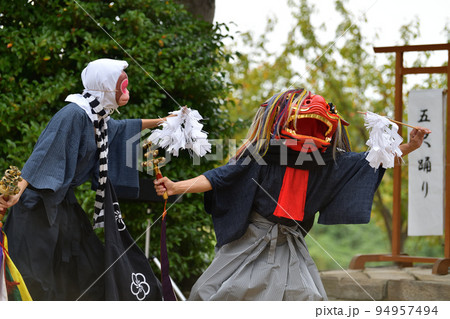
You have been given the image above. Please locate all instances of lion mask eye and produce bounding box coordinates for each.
[328,103,337,114]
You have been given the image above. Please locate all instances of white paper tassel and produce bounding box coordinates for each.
[148,107,211,157]
[364,111,403,169]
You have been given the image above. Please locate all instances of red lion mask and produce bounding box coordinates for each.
[277,92,348,152]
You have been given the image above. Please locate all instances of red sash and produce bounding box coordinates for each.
[273,167,309,221]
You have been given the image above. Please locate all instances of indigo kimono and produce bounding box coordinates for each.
[4,103,141,300]
[203,151,385,247]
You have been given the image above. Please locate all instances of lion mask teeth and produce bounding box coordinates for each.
[279,94,342,152]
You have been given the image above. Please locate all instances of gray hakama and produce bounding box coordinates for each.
[189,212,327,301]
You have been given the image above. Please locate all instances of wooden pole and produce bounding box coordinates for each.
[446,49,450,259]
[356,111,420,129]
[349,43,450,274]
[374,43,450,53]
[392,50,403,256]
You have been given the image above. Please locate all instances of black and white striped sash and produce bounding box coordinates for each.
[84,92,109,229]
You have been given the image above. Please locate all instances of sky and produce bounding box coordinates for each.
[214,0,449,66]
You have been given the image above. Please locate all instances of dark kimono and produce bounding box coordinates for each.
[4,103,141,300]
[188,150,385,300]
[203,151,385,247]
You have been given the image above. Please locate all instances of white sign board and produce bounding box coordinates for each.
[407,89,445,236]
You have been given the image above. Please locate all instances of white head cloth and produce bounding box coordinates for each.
[65,58,128,121]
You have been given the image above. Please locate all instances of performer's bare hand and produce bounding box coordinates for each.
[154,177,175,196]
[0,193,20,211]
[409,126,431,149]
[399,126,432,157]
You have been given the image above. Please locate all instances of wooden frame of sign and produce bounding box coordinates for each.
[349,43,450,275]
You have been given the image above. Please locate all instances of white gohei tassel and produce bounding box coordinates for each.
[148,107,211,157]
[364,111,403,169]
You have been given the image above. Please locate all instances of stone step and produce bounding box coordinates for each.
[320,266,450,301]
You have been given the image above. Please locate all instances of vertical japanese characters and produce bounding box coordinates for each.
[407,90,445,236]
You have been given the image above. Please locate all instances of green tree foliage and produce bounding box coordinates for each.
[223,0,447,269]
[0,0,235,292]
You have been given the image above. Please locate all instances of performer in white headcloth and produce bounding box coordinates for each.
[0,58,169,300]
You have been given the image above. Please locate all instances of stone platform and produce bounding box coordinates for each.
[320,266,450,301]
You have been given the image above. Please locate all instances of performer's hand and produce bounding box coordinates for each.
[0,193,20,210]
[399,126,432,157]
[409,127,431,149]
[155,113,177,127]
[154,177,175,196]
[164,106,187,120]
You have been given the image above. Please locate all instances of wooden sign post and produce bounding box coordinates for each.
[349,43,450,275]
